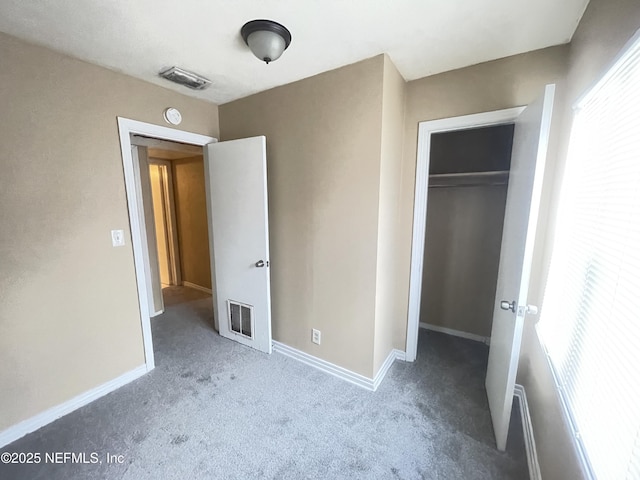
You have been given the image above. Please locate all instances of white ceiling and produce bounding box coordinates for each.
[0,0,589,105]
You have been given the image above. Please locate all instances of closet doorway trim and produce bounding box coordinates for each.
[405,106,524,362]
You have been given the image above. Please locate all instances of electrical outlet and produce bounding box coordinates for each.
[111,229,125,247]
[312,329,321,345]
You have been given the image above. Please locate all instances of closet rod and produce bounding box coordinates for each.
[428,170,509,188]
[428,170,508,178]
[428,181,508,188]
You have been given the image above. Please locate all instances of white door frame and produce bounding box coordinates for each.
[117,117,217,371]
[131,145,163,317]
[405,107,525,362]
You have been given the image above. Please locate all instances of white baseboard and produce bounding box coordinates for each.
[182,281,213,294]
[373,349,406,391]
[0,364,148,448]
[420,322,490,345]
[514,384,542,480]
[272,341,404,391]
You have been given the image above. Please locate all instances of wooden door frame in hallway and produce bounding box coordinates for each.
[117,118,217,371]
[148,158,182,287]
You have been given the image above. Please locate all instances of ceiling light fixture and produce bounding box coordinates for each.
[241,19,292,64]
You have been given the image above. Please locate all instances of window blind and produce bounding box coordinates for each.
[537,32,640,480]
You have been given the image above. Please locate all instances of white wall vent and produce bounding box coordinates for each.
[227,300,254,339]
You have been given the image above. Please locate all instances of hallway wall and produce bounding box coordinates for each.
[172,155,212,291]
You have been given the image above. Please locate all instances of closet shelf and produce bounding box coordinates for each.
[428,170,509,188]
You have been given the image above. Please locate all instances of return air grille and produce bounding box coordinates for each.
[158,66,211,90]
[228,300,253,339]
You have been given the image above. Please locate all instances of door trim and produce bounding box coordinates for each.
[405,107,524,362]
[131,145,162,317]
[117,117,217,371]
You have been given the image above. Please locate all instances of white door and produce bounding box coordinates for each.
[204,136,272,354]
[485,84,555,451]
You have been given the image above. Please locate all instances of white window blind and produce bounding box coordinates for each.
[538,32,640,480]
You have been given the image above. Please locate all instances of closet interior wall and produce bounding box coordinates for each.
[420,125,514,340]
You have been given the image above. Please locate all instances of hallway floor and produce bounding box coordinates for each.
[161,285,211,308]
[1,289,528,479]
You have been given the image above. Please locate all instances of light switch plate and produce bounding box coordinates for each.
[111,230,125,247]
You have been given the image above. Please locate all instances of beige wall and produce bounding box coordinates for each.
[220,56,385,377]
[421,185,507,337]
[220,54,408,378]
[0,33,219,432]
[373,55,407,373]
[172,155,212,290]
[518,1,640,479]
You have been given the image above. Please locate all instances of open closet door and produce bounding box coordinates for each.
[204,136,272,354]
[485,84,555,450]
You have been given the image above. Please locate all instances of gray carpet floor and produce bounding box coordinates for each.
[1,287,528,479]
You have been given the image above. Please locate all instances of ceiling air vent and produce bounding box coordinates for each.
[158,66,211,90]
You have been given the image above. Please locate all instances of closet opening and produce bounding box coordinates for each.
[419,124,515,347]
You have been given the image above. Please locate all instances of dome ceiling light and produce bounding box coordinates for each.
[241,19,292,64]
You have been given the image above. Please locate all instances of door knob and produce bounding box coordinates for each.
[255,260,269,268]
[500,300,516,312]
